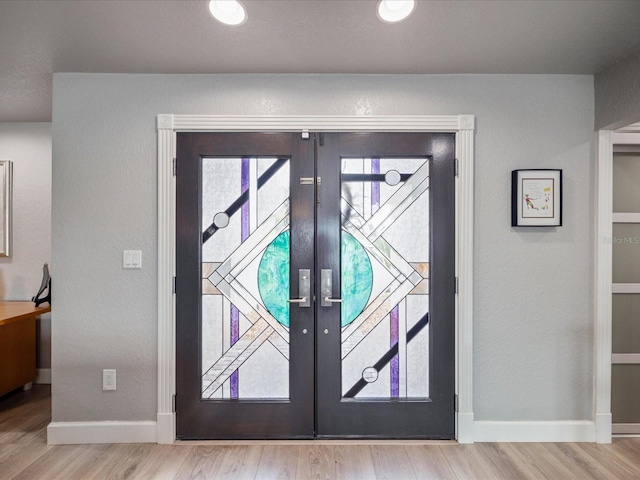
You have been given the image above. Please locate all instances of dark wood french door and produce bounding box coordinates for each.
[175,131,455,440]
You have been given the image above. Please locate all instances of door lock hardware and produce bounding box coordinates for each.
[323,297,342,303]
[288,269,311,307]
[288,298,307,303]
[320,269,342,307]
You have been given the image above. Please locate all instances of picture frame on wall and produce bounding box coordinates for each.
[0,160,13,257]
[511,169,562,227]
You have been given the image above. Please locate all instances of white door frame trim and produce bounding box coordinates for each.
[595,129,613,444]
[156,114,476,444]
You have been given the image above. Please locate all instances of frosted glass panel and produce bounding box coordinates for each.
[612,365,640,423]
[612,294,640,354]
[613,154,640,213]
[201,157,290,400]
[612,223,640,283]
[340,157,429,399]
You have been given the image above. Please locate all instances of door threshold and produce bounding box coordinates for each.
[173,439,458,446]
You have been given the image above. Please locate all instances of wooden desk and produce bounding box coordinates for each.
[0,302,51,397]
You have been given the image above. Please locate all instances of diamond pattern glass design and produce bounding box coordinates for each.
[341,158,430,399]
[201,157,290,400]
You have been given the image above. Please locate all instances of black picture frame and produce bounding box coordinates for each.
[511,169,562,227]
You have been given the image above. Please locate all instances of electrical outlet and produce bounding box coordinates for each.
[103,369,116,391]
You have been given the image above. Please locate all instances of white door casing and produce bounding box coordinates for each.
[156,114,476,444]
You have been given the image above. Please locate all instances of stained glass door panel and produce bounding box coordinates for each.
[316,133,455,438]
[176,133,314,439]
[340,157,430,400]
[201,156,290,400]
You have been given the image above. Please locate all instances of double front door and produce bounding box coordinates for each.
[175,132,455,439]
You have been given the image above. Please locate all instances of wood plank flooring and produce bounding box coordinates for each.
[1,385,640,479]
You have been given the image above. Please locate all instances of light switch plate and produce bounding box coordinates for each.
[123,250,142,269]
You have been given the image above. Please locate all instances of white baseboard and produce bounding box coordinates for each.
[45,418,597,444]
[474,421,595,443]
[35,368,51,384]
[47,421,157,445]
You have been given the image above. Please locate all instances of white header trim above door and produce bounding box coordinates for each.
[158,114,475,132]
[156,114,475,444]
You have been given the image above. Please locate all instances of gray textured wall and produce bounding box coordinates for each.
[595,50,640,130]
[0,122,52,369]
[52,74,594,423]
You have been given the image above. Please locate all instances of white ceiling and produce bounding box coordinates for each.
[2,0,640,122]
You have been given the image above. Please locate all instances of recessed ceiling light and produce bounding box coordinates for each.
[208,0,247,26]
[377,0,415,23]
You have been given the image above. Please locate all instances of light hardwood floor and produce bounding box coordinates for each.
[1,385,639,479]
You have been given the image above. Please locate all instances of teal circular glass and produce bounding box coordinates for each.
[258,230,373,328]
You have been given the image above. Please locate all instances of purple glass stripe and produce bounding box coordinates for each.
[230,304,240,398]
[241,157,250,242]
[230,158,250,399]
[390,305,399,398]
[371,157,380,212]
